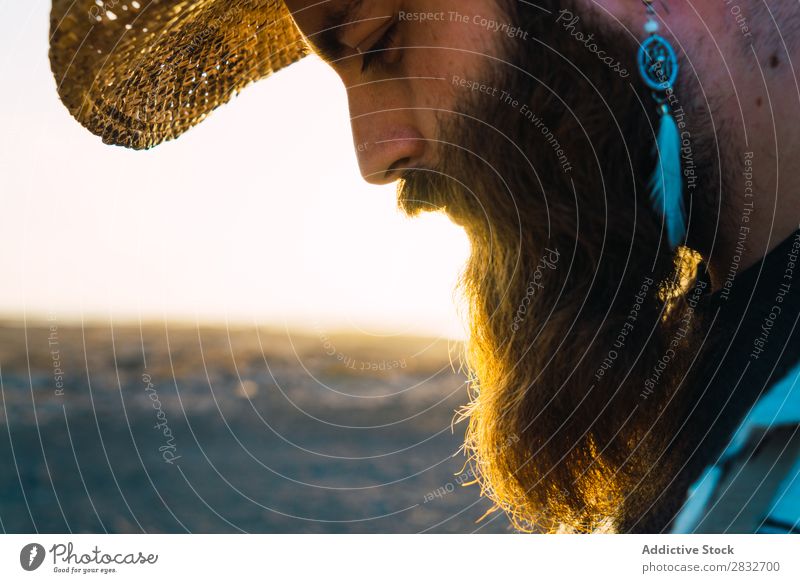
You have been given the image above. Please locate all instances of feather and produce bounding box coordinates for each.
[649,109,686,249]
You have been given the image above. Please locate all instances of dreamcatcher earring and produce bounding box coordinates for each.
[637,0,686,250]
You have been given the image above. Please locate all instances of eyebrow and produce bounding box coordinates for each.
[308,0,365,64]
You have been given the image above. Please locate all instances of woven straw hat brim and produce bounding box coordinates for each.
[50,0,309,150]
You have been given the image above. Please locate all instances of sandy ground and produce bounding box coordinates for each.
[0,320,511,533]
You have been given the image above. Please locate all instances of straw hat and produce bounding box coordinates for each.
[50,0,309,150]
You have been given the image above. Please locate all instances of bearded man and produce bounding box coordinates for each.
[50,0,800,533]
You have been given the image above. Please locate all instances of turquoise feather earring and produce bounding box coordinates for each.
[637,0,686,250]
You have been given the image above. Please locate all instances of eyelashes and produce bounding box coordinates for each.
[360,20,401,74]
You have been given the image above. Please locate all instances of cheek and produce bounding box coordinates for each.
[399,56,459,142]
[406,3,511,89]
[402,21,502,132]
[408,0,511,63]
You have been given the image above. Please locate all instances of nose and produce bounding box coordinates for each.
[349,112,427,185]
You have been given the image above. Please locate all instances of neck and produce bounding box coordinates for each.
[687,2,800,287]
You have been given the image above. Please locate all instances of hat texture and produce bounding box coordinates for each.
[50,0,309,149]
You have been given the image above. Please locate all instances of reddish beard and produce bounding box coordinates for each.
[397,0,717,532]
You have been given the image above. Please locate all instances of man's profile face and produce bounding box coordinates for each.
[285,0,512,185]
[284,0,717,533]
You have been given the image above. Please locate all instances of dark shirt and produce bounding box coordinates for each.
[671,227,800,533]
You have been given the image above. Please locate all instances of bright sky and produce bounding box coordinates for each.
[0,1,470,338]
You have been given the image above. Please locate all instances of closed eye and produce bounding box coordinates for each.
[360,21,400,74]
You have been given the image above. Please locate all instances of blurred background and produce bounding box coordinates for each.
[0,2,511,532]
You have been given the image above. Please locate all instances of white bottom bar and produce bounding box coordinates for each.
[1,534,798,582]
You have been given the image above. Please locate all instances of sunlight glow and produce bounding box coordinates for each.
[0,5,470,339]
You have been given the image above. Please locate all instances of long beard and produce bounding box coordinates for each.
[398,1,717,532]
